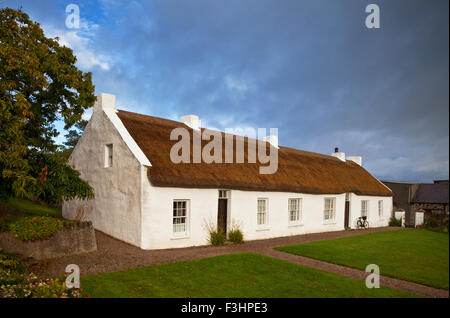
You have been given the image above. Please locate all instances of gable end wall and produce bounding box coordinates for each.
[62,110,142,247]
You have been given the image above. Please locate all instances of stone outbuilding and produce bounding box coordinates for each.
[382,180,449,227]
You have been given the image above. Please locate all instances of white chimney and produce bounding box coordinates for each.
[347,156,362,166]
[94,93,116,112]
[180,115,200,130]
[263,135,278,148]
[331,147,346,161]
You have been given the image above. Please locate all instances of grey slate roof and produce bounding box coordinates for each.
[411,183,449,204]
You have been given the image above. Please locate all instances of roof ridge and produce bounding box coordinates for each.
[117,109,338,160]
[115,108,392,196]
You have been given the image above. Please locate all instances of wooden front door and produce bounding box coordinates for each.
[344,201,350,229]
[217,199,228,234]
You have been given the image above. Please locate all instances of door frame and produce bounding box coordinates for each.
[217,190,230,235]
[344,193,351,229]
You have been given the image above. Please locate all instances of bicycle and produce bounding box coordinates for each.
[356,216,369,229]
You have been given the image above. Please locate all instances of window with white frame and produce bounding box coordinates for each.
[105,144,113,168]
[257,199,268,226]
[324,198,336,221]
[361,200,369,217]
[378,200,383,218]
[173,200,188,235]
[288,198,302,223]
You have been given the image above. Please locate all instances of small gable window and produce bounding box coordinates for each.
[105,144,113,168]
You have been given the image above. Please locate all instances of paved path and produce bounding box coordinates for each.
[28,226,448,298]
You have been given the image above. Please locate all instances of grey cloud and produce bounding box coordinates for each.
[3,0,448,182]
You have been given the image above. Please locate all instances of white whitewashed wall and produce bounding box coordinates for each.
[62,109,143,247]
[348,193,392,229]
[141,178,391,250]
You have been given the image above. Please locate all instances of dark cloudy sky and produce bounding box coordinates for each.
[3,0,449,182]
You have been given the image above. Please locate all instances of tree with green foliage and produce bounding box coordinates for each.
[0,8,95,203]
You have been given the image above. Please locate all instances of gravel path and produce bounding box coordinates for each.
[26,226,448,298]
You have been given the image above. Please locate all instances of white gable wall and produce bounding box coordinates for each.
[62,109,143,247]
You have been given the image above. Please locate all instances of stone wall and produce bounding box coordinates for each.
[412,203,449,227]
[0,222,97,260]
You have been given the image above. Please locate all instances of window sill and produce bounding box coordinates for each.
[288,223,304,228]
[170,235,190,240]
[256,227,270,232]
[323,220,336,225]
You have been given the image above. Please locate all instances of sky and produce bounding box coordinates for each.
[2,0,449,183]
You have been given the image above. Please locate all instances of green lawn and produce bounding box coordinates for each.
[2,198,62,218]
[276,229,449,290]
[0,198,62,231]
[81,253,417,298]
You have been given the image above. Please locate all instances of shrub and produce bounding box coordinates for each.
[0,251,81,298]
[426,226,448,233]
[425,216,438,228]
[228,230,243,243]
[31,277,74,298]
[418,216,449,233]
[0,269,24,286]
[0,272,81,298]
[0,251,24,286]
[0,215,16,232]
[203,219,226,246]
[228,223,244,244]
[0,251,23,272]
[8,216,63,241]
[209,230,226,246]
[388,216,402,227]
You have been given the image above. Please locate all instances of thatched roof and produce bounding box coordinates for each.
[117,110,392,196]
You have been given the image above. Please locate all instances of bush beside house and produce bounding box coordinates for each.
[389,216,402,227]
